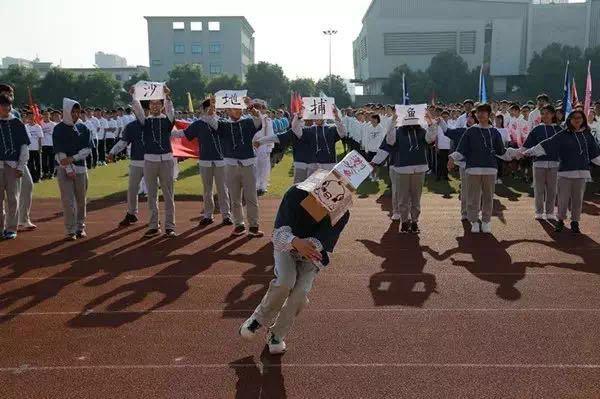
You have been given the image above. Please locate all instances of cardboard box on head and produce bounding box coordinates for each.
[297,151,373,225]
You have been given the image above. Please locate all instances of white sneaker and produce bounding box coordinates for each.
[18,221,37,231]
[546,214,557,221]
[535,213,544,220]
[481,222,492,233]
[391,213,401,221]
[267,333,287,355]
[496,178,503,184]
[471,222,480,233]
[239,318,261,341]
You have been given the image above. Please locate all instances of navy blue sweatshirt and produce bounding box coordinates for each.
[455,126,508,170]
[53,122,93,167]
[141,117,174,155]
[389,126,429,167]
[184,119,223,161]
[444,127,467,152]
[275,186,349,266]
[301,125,341,164]
[0,118,30,162]
[122,121,145,161]
[539,129,600,173]
[216,117,261,160]
[523,124,561,163]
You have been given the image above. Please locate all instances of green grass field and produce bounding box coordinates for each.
[32,150,551,202]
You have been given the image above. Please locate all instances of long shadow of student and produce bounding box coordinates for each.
[222,243,274,319]
[0,225,149,323]
[359,223,439,307]
[69,232,272,328]
[428,233,540,301]
[230,347,286,399]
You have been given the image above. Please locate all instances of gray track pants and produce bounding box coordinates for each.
[459,166,469,219]
[226,164,259,228]
[127,165,144,216]
[293,167,308,184]
[0,166,22,232]
[394,172,425,223]
[389,167,399,215]
[199,164,230,220]
[533,166,558,216]
[466,173,496,223]
[144,159,175,231]
[557,177,586,222]
[252,250,318,339]
[57,168,88,235]
[18,165,33,225]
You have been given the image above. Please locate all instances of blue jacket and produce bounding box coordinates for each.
[456,126,508,170]
[275,186,349,266]
[122,121,145,161]
[53,122,93,167]
[523,124,560,163]
[540,129,600,173]
[216,117,261,160]
[141,117,175,155]
[444,127,467,152]
[184,119,223,161]
[389,126,429,167]
[0,118,30,162]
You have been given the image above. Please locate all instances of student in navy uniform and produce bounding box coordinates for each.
[371,112,438,233]
[291,107,347,176]
[130,85,177,238]
[108,112,147,227]
[179,99,232,227]
[524,109,600,233]
[205,97,263,237]
[521,105,561,220]
[448,103,520,234]
[0,84,21,120]
[53,98,93,241]
[439,110,478,221]
[239,180,350,355]
[0,94,30,240]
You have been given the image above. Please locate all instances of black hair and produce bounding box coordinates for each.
[72,103,81,111]
[201,98,211,111]
[370,114,380,124]
[463,99,475,106]
[0,83,14,93]
[565,109,589,131]
[536,93,550,103]
[476,103,492,115]
[0,94,13,106]
[495,113,505,128]
[467,110,479,125]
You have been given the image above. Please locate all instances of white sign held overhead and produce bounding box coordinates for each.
[333,150,373,191]
[302,97,335,120]
[133,81,165,101]
[395,104,428,127]
[215,90,248,109]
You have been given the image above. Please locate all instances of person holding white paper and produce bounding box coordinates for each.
[291,105,347,176]
[371,111,438,233]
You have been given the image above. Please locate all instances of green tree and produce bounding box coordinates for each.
[205,74,243,95]
[76,71,121,108]
[0,65,41,106]
[383,65,433,104]
[167,64,208,108]
[289,78,317,97]
[119,70,150,103]
[245,62,289,106]
[316,75,352,108]
[36,67,79,108]
[427,51,471,102]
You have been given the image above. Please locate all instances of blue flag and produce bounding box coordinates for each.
[562,60,573,115]
[402,73,410,105]
[478,66,488,103]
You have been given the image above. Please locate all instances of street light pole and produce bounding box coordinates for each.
[323,29,337,93]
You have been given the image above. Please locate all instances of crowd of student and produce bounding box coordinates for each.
[2,80,600,355]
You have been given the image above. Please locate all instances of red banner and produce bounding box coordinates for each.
[171,120,199,159]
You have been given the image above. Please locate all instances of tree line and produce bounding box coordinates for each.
[0,61,353,110]
[383,43,600,104]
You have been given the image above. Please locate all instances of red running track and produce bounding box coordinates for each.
[1,193,599,398]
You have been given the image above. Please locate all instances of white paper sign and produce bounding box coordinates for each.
[302,97,335,120]
[395,104,427,127]
[134,81,165,101]
[215,90,247,109]
[333,150,373,191]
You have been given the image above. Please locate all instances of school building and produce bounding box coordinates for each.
[144,16,255,81]
[353,0,600,96]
